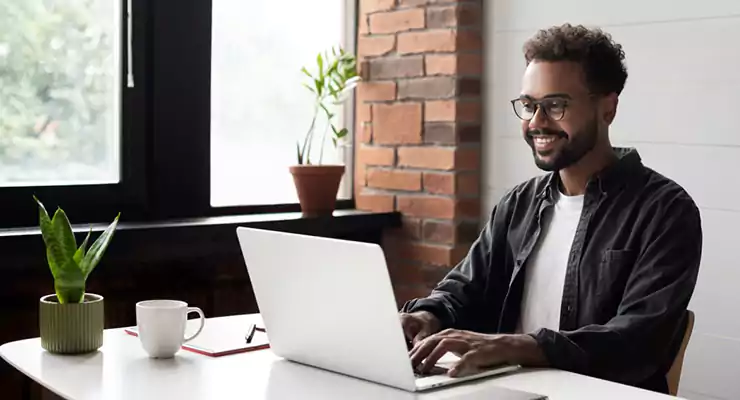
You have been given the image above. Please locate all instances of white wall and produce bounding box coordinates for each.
[483,1,740,399]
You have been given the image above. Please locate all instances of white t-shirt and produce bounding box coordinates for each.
[516,190,584,334]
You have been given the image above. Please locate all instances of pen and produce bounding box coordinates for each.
[245,323,256,343]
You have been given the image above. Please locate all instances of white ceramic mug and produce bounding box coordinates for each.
[135,300,205,358]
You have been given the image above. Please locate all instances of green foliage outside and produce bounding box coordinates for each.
[0,0,117,184]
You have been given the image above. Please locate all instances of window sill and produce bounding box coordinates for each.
[2,209,401,265]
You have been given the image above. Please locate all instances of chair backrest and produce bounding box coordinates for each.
[666,309,695,396]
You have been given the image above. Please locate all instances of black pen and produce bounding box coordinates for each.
[245,323,256,343]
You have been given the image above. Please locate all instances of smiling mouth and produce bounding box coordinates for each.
[531,135,563,152]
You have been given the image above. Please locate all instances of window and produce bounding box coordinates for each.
[0,0,121,187]
[209,0,355,207]
[0,0,356,230]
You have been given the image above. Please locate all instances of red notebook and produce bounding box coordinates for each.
[124,314,269,357]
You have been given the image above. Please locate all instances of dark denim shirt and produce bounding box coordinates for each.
[402,148,703,393]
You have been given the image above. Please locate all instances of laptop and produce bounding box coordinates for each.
[236,227,539,395]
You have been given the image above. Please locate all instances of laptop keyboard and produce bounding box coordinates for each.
[414,365,448,377]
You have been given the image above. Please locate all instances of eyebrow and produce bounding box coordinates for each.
[520,93,572,100]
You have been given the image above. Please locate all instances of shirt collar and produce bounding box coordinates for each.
[536,147,643,200]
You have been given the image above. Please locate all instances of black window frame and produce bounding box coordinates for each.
[0,0,357,230]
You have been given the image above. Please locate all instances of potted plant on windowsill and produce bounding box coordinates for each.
[290,46,360,216]
[34,196,120,354]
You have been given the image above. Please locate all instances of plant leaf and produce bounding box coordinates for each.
[34,196,64,280]
[51,207,77,267]
[296,141,303,164]
[74,226,92,266]
[317,52,324,75]
[302,83,315,93]
[300,66,312,79]
[336,128,349,139]
[80,213,120,279]
[54,258,85,304]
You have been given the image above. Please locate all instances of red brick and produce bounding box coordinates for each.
[398,77,456,100]
[357,103,371,123]
[359,15,370,34]
[358,35,395,58]
[458,53,483,75]
[400,217,423,240]
[397,195,456,219]
[362,0,396,14]
[456,198,480,219]
[373,103,422,144]
[394,285,431,307]
[356,192,395,212]
[358,81,397,102]
[398,30,456,54]
[425,54,483,76]
[425,100,456,122]
[398,0,466,6]
[423,172,455,195]
[358,121,372,143]
[423,220,456,244]
[397,146,455,170]
[358,145,395,166]
[388,260,424,286]
[424,122,456,144]
[457,172,479,196]
[369,9,425,34]
[456,147,480,171]
[355,161,367,188]
[457,29,482,51]
[398,241,454,266]
[426,4,481,28]
[425,54,457,75]
[425,100,481,122]
[423,220,481,245]
[368,56,424,79]
[458,101,481,122]
[367,168,422,191]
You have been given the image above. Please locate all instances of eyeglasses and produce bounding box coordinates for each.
[510,97,569,121]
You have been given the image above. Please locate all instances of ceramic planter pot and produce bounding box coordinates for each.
[39,293,104,354]
[289,165,345,216]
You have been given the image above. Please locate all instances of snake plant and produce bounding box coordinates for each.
[34,196,120,304]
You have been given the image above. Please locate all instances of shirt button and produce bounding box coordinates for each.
[566,305,573,313]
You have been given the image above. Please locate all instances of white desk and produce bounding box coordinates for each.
[1,314,682,400]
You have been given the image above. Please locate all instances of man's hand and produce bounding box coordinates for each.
[399,311,441,346]
[409,329,547,377]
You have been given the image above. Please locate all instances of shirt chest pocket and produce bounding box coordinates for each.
[593,249,637,309]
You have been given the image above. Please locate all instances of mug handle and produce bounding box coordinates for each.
[184,307,205,342]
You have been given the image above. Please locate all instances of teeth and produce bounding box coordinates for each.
[534,136,556,144]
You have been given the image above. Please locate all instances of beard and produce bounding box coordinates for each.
[525,118,599,172]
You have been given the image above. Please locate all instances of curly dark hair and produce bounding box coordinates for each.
[523,23,628,96]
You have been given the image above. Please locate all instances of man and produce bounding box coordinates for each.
[400,23,702,394]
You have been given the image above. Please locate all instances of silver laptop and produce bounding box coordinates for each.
[236,227,537,394]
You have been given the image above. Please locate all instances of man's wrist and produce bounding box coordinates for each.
[503,334,548,367]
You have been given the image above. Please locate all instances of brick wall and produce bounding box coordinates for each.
[354,0,484,306]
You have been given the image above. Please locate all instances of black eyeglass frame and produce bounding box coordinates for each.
[510,97,570,122]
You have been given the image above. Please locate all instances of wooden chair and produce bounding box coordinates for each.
[666,310,695,396]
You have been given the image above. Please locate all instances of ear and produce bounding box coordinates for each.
[601,93,619,125]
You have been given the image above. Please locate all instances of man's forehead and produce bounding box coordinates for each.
[520,60,587,98]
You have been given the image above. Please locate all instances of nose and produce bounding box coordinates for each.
[527,106,549,131]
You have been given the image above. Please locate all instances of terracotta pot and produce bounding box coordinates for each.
[289,165,345,216]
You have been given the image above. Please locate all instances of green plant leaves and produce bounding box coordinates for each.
[34,196,119,303]
[298,45,360,165]
[52,207,77,267]
[79,213,120,279]
[74,227,91,266]
[55,258,85,304]
[35,196,64,280]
